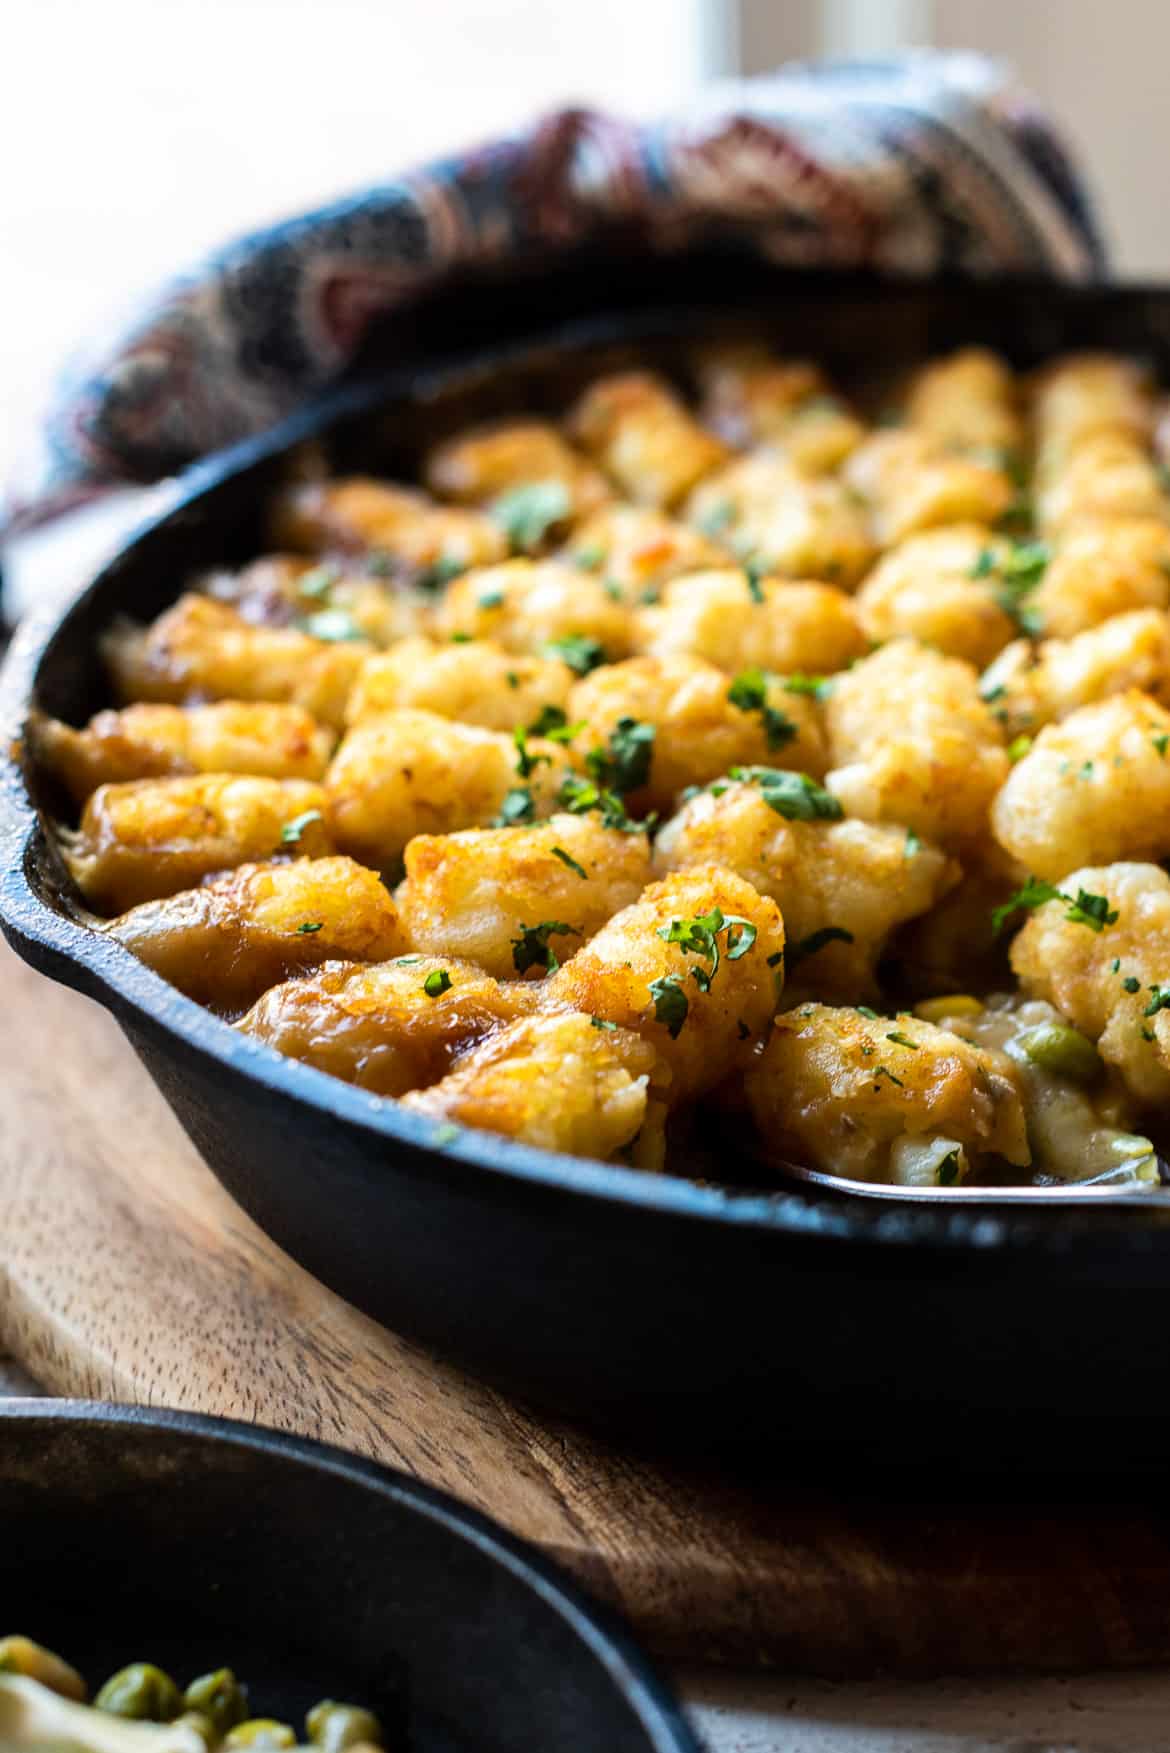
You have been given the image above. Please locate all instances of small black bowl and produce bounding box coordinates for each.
[0,1400,697,1753]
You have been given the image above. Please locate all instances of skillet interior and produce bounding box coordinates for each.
[0,1400,696,1753]
[7,255,1170,1468]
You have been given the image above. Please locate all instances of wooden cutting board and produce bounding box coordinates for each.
[6,934,1170,1679]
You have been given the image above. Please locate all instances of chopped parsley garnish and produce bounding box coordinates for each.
[729,766,844,822]
[586,717,655,794]
[695,497,735,537]
[590,1015,618,1031]
[526,704,585,742]
[992,876,1119,935]
[970,548,997,580]
[1007,734,1033,764]
[423,968,453,998]
[298,563,340,600]
[727,668,797,750]
[981,681,1007,704]
[299,607,365,643]
[477,588,506,609]
[656,907,758,993]
[512,726,551,779]
[937,1149,962,1187]
[394,956,423,965]
[295,920,323,935]
[1154,734,1170,759]
[573,543,605,571]
[494,787,536,826]
[551,845,588,879]
[782,674,833,700]
[1123,976,1141,994]
[886,1030,919,1050]
[450,631,472,643]
[785,925,854,969]
[506,671,519,689]
[544,633,606,675]
[987,540,1049,632]
[856,1005,879,1019]
[873,1065,904,1088]
[280,808,323,846]
[745,563,766,604]
[1143,985,1170,1018]
[414,555,465,591]
[557,772,641,832]
[491,479,572,551]
[511,920,580,975]
[904,828,921,858]
[648,974,689,1038]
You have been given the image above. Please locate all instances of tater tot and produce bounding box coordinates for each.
[1036,431,1170,533]
[238,954,539,1096]
[567,371,728,508]
[568,653,826,812]
[634,568,867,676]
[325,709,572,873]
[61,775,331,913]
[824,640,1008,851]
[744,1003,1028,1183]
[843,430,1014,545]
[991,690,1170,879]
[395,812,653,979]
[854,525,1018,667]
[32,700,334,805]
[345,638,574,731]
[424,420,611,531]
[981,610,1170,738]
[695,345,865,469]
[544,864,785,1104]
[401,1009,658,1159]
[903,347,1023,453]
[103,595,369,731]
[269,476,508,577]
[1032,353,1154,450]
[1010,861,1170,1106]
[433,559,634,660]
[204,553,432,646]
[653,779,955,998]
[687,452,874,585]
[1025,518,1170,638]
[562,504,725,601]
[105,855,405,1010]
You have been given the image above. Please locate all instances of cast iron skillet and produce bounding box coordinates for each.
[0,1399,696,1753]
[7,253,1170,1471]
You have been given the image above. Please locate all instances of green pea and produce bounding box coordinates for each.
[307,1701,384,1751]
[183,1669,249,1737]
[224,1720,297,1749]
[1016,1021,1102,1084]
[95,1663,182,1721]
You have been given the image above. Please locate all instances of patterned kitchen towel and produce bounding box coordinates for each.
[6,51,1104,536]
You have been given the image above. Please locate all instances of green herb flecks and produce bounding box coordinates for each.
[511,920,580,975]
[551,845,588,879]
[423,968,453,998]
[728,766,844,822]
[280,808,323,846]
[785,925,854,970]
[544,633,607,675]
[586,716,655,795]
[727,667,798,751]
[648,974,689,1038]
[491,479,572,551]
[992,876,1119,936]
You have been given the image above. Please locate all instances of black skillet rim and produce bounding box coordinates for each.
[0,1397,699,1753]
[5,278,1170,1268]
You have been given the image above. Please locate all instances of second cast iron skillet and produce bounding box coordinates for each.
[6,252,1170,1470]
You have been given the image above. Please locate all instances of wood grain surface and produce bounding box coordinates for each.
[7,934,1170,1678]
